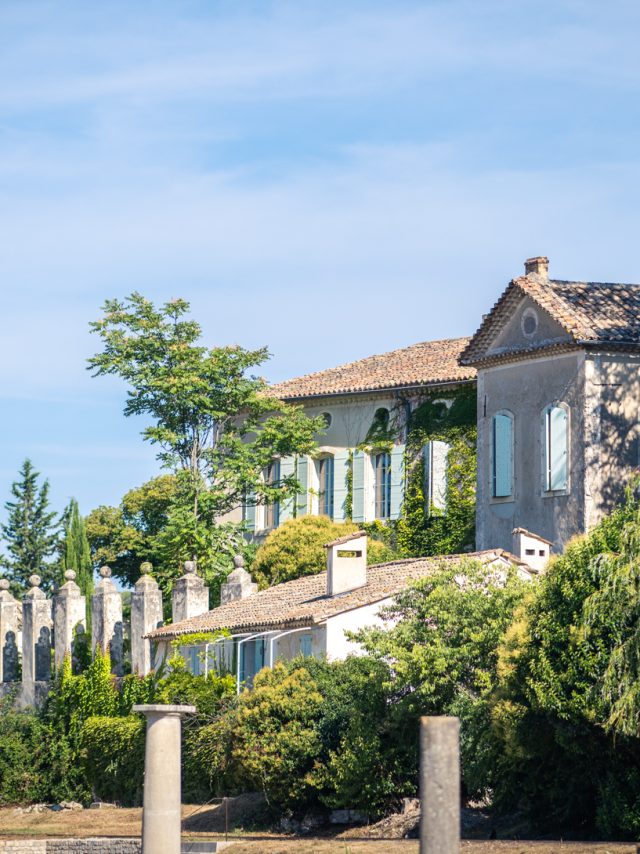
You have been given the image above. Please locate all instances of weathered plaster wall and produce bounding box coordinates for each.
[476,351,586,553]
[325,597,392,660]
[584,351,640,529]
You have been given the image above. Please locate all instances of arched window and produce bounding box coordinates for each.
[316,455,335,518]
[492,411,514,498]
[374,451,392,519]
[543,404,569,492]
[263,460,280,528]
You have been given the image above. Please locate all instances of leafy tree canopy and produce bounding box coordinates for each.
[251,515,396,589]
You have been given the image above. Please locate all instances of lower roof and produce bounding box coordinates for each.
[147,549,526,640]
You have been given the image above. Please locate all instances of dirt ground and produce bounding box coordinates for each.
[0,807,637,853]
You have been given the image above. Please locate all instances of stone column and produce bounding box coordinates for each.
[220,555,258,604]
[171,561,209,624]
[0,579,20,682]
[92,566,124,675]
[22,574,52,685]
[133,704,196,854]
[420,716,460,854]
[53,570,86,670]
[131,562,163,676]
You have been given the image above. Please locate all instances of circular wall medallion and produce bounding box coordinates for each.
[521,307,539,338]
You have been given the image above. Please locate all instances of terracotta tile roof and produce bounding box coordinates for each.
[271,337,475,400]
[461,272,640,365]
[146,550,524,640]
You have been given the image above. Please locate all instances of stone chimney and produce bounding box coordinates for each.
[325,532,367,597]
[220,555,258,604]
[512,528,552,573]
[524,256,549,278]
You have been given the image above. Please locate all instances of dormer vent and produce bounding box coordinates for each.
[324,532,368,596]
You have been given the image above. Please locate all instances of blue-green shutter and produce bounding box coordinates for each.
[279,455,296,522]
[389,444,405,520]
[352,450,367,523]
[296,455,309,516]
[493,413,513,497]
[244,492,257,532]
[425,440,448,513]
[548,406,568,491]
[333,450,351,521]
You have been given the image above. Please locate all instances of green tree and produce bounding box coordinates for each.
[492,490,640,837]
[355,558,527,798]
[251,516,396,589]
[61,499,94,625]
[88,294,322,592]
[1,459,60,593]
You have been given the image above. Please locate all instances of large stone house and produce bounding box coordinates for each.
[242,337,475,534]
[462,256,640,553]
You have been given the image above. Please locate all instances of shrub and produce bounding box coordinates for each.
[252,516,395,588]
[80,715,145,805]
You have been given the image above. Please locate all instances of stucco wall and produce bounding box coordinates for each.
[476,351,586,553]
[584,351,640,529]
[324,597,392,660]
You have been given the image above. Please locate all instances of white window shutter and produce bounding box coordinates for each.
[425,440,449,513]
[279,455,296,522]
[493,414,513,498]
[296,455,309,516]
[549,407,568,491]
[333,449,351,521]
[389,444,406,520]
[352,450,367,523]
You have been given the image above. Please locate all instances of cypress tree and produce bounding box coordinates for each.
[62,497,94,626]
[0,459,60,594]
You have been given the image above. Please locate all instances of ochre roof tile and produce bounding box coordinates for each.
[147,550,523,640]
[271,337,475,400]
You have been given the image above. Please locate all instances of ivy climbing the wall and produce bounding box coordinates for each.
[396,387,476,557]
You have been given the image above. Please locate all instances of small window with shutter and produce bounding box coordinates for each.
[492,412,514,498]
[544,404,569,492]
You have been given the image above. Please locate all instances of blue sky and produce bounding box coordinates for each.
[2,0,640,520]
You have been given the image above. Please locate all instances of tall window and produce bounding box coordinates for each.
[492,412,513,498]
[317,456,334,518]
[544,404,569,492]
[374,452,392,519]
[263,460,280,528]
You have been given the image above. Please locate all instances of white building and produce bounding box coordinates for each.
[147,532,532,690]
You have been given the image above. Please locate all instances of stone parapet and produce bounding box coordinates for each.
[91,567,124,675]
[131,563,163,676]
[172,562,209,624]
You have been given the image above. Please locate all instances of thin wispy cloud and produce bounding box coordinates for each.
[1,0,639,513]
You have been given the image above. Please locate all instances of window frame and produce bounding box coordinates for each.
[263,459,281,529]
[374,450,392,520]
[316,454,335,518]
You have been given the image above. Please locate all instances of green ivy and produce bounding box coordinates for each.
[344,450,353,522]
[396,387,477,557]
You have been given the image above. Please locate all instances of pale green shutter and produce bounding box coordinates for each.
[244,493,257,532]
[549,406,568,491]
[352,450,367,523]
[389,444,405,520]
[425,440,448,512]
[296,455,309,516]
[333,449,351,521]
[279,455,296,522]
[493,414,513,497]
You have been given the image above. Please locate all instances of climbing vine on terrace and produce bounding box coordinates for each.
[395,387,476,557]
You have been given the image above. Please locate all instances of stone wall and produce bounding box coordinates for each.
[0,841,141,854]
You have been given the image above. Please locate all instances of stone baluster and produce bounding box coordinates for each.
[92,565,124,675]
[171,560,209,624]
[53,570,86,670]
[131,562,163,676]
[0,579,20,682]
[22,574,52,687]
